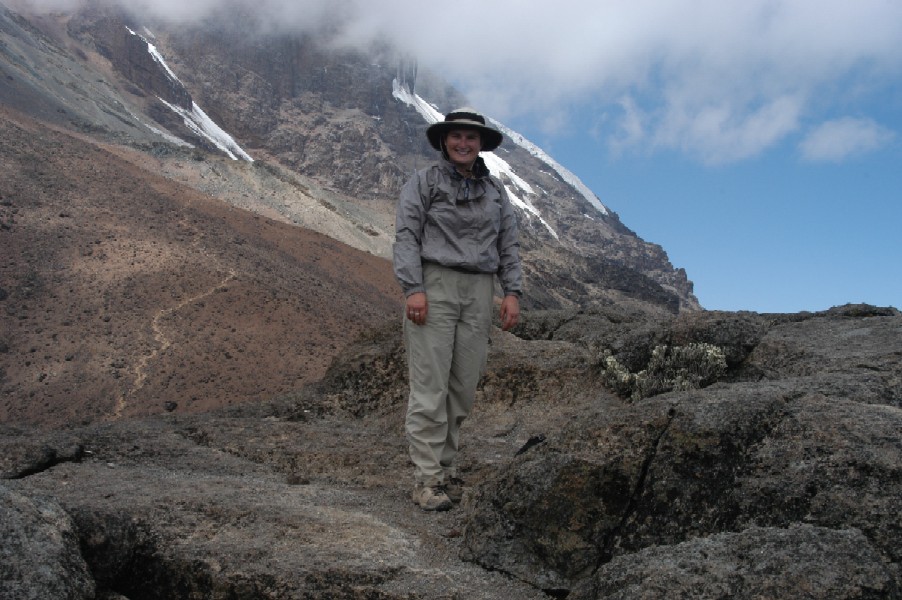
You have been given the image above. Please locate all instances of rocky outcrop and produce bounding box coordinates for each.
[461,305,902,597]
[0,485,95,600]
[580,525,896,599]
[72,14,193,110]
[1,305,900,599]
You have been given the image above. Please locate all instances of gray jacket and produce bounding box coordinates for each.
[393,157,522,298]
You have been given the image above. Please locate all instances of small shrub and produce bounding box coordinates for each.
[600,343,727,400]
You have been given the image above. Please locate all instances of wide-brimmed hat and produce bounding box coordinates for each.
[426,107,503,152]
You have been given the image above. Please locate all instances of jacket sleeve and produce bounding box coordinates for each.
[392,171,427,297]
[495,182,523,297]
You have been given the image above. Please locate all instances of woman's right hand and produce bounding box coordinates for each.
[406,292,428,326]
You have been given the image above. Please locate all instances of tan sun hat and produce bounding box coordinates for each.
[426,107,503,152]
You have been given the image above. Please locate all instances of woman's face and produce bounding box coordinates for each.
[444,129,481,169]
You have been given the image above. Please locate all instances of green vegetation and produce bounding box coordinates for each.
[600,343,727,400]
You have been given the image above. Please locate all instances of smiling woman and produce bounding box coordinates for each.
[443,129,481,173]
[393,107,521,511]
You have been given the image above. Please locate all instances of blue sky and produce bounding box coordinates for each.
[22,0,902,312]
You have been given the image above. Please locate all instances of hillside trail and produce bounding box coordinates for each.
[110,269,237,420]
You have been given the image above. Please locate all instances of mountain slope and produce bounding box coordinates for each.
[0,1,704,425]
[0,104,399,427]
[2,1,699,312]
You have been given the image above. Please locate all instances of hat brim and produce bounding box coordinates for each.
[426,120,503,152]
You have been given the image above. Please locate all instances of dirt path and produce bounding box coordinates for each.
[110,270,237,420]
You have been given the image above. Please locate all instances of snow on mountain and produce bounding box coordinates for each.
[480,153,559,240]
[126,26,253,162]
[158,98,254,162]
[391,79,445,124]
[392,79,620,239]
[491,121,608,216]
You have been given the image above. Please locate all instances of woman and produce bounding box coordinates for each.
[393,107,522,511]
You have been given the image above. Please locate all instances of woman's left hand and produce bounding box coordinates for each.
[500,295,520,331]
[406,292,428,326]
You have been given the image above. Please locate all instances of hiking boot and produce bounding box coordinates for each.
[444,477,465,503]
[412,484,452,511]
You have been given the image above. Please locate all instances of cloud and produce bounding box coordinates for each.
[7,0,83,10]
[608,97,646,157]
[662,95,805,164]
[364,1,902,165]
[799,117,895,162]
[12,0,902,164]
[12,0,345,29]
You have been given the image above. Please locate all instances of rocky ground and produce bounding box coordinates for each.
[2,303,900,599]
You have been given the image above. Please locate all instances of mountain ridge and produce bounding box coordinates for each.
[2,0,699,312]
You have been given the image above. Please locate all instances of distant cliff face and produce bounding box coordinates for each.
[2,2,699,312]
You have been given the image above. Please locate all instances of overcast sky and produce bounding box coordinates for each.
[18,0,902,311]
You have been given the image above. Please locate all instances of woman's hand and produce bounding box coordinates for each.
[500,295,520,331]
[406,292,428,326]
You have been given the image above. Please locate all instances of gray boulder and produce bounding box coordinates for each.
[0,484,95,600]
[575,525,897,599]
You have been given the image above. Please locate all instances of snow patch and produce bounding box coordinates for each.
[146,43,181,83]
[159,98,254,162]
[144,122,194,148]
[392,79,443,124]
[126,26,253,162]
[492,121,608,215]
[125,105,194,147]
[503,184,560,240]
[481,153,558,240]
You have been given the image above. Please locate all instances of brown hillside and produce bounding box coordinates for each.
[0,106,401,429]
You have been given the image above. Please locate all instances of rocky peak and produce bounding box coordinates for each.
[74,15,192,110]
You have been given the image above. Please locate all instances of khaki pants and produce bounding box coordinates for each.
[404,263,494,486]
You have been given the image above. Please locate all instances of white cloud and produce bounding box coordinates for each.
[608,96,646,157]
[799,117,895,162]
[13,0,902,164]
[7,0,83,10]
[656,95,805,164]
[359,1,902,164]
[11,0,344,29]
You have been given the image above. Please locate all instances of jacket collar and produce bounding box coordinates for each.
[441,156,490,180]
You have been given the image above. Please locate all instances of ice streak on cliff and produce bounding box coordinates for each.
[491,121,608,216]
[125,26,254,162]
